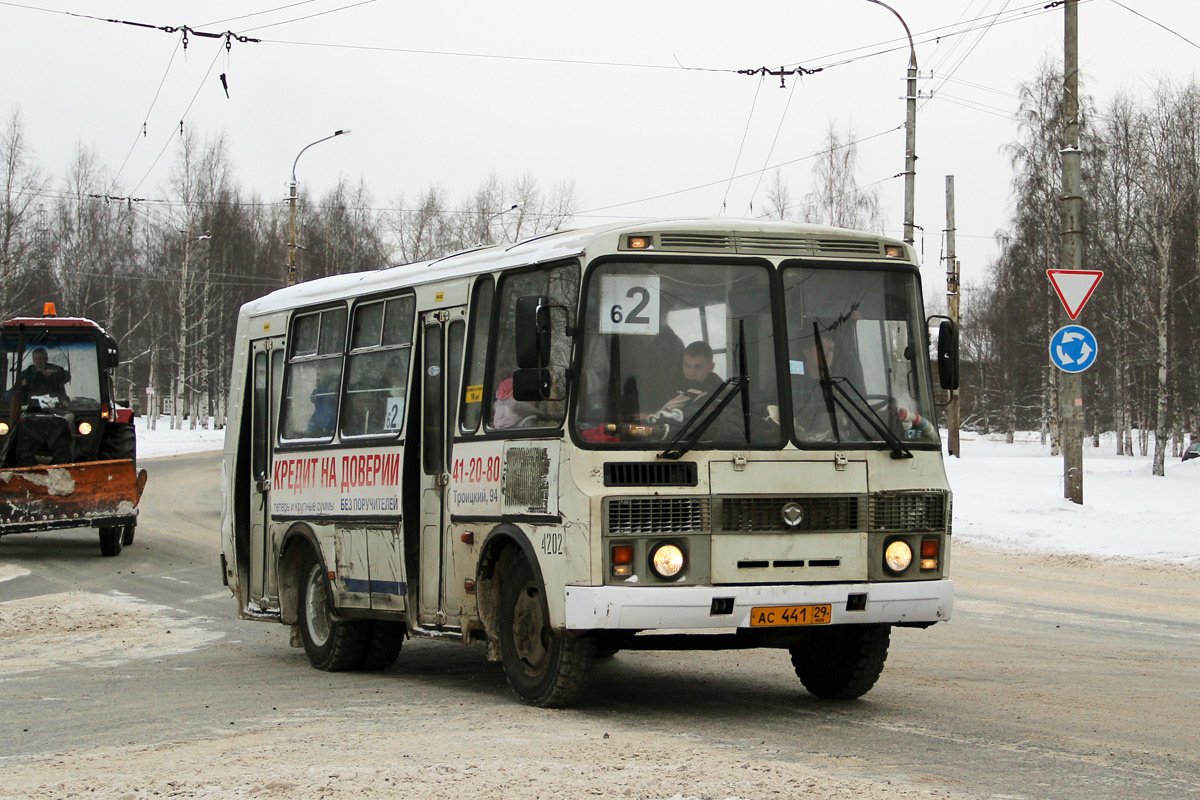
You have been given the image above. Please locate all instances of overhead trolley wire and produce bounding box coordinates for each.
[1106,0,1200,50]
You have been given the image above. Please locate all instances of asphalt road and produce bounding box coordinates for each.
[1,451,1198,799]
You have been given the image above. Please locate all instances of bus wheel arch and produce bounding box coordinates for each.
[476,524,539,662]
[277,524,322,627]
[477,524,594,707]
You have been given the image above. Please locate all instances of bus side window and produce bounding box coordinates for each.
[341,295,415,438]
[459,276,494,433]
[280,306,347,442]
[488,262,579,430]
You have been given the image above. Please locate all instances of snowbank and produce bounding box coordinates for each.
[135,416,224,459]
[947,432,1199,564]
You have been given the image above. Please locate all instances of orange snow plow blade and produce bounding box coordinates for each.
[0,459,147,534]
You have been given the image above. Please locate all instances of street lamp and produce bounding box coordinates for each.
[287,129,351,286]
[865,0,917,245]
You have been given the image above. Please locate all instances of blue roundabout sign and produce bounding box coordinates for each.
[1049,325,1098,373]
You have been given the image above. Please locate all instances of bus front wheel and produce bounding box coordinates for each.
[498,557,594,708]
[789,624,890,700]
[298,549,367,671]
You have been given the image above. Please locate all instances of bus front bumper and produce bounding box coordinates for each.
[563,579,953,631]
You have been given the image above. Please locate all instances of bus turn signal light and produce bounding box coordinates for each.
[920,539,939,570]
[626,235,651,250]
[612,545,634,577]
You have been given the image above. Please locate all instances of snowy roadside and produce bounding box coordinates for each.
[135,415,224,459]
[946,432,1199,564]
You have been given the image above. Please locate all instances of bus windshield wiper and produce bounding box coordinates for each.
[659,322,750,460]
[813,323,910,459]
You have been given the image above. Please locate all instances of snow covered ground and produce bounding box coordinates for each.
[135,419,1199,565]
[946,432,1199,564]
[135,415,225,459]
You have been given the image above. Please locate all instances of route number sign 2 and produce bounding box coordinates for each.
[598,275,660,335]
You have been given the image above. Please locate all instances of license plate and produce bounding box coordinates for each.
[749,604,832,627]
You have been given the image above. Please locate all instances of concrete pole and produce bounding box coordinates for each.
[903,47,918,246]
[865,0,917,245]
[286,129,351,287]
[1060,0,1084,503]
[945,176,961,457]
[286,180,298,286]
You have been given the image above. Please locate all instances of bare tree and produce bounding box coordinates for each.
[1,108,49,316]
[801,121,884,232]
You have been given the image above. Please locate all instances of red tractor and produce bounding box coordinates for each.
[0,304,148,556]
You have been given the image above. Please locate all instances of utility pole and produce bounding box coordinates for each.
[866,0,918,246]
[287,129,352,287]
[945,176,961,457]
[1059,0,1084,503]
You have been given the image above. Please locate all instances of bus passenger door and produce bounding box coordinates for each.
[416,307,466,627]
[249,337,284,606]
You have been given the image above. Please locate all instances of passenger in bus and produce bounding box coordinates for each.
[23,347,70,402]
[580,324,684,423]
[492,376,546,428]
[307,372,339,437]
[791,320,851,438]
[647,341,723,425]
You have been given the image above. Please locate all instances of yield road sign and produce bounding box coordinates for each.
[1050,325,1098,373]
[1047,269,1103,320]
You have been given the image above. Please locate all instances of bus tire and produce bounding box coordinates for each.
[99,527,123,557]
[498,557,594,708]
[789,624,890,700]
[358,621,405,671]
[298,549,366,671]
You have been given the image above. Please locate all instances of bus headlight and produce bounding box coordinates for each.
[649,543,685,579]
[884,540,913,574]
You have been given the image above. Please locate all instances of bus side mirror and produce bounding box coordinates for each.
[515,295,550,370]
[934,318,960,391]
[511,367,551,401]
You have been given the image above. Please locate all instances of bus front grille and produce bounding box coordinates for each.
[869,491,949,532]
[716,496,863,533]
[603,461,698,487]
[605,497,710,535]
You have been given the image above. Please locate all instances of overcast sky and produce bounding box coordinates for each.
[2,0,1197,299]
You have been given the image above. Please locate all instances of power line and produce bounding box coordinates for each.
[129,45,225,195]
[745,75,802,216]
[238,0,381,33]
[1106,0,1200,50]
[720,74,767,215]
[109,37,184,192]
[201,0,325,28]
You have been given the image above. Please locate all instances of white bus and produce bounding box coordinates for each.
[220,218,959,707]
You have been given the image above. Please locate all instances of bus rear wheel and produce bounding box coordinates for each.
[358,621,405,671]
[298,549,366,671]
[789,624,890,700]
[498,557,594,708]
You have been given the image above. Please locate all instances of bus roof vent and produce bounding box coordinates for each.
[812,238,885,257]
[657,233,735,252]
[603,461,698,487]
[735,235,812,255]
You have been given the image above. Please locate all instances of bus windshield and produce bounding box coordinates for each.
[574,261,783,448]
[573,261,940,450]
[782,264,939,447]
[2,332,104,413]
